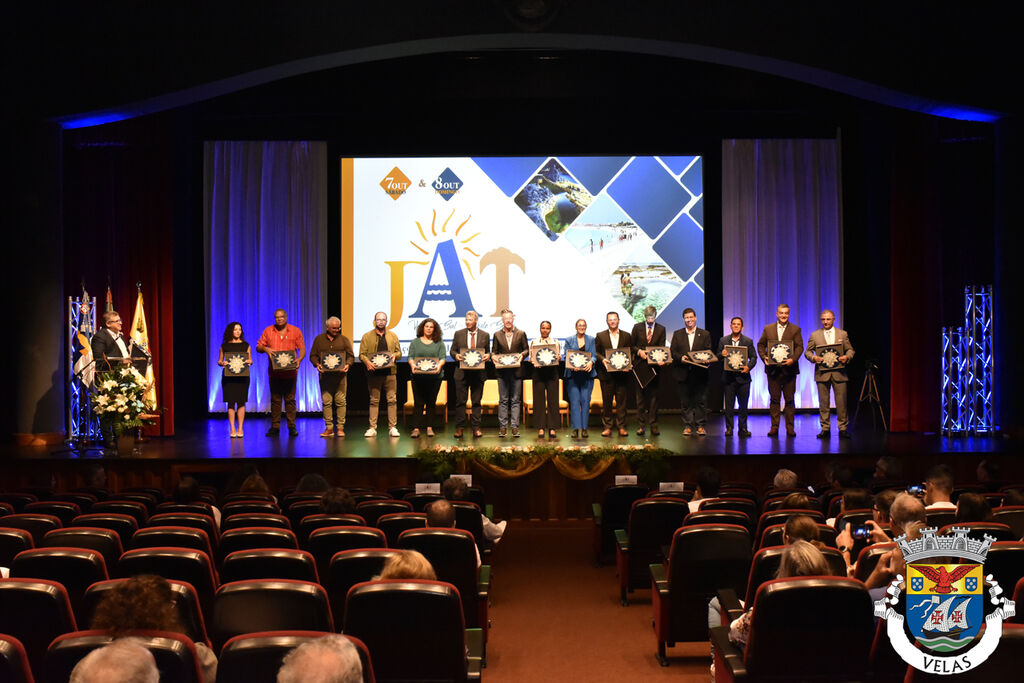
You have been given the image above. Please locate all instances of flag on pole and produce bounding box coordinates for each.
[130,284,157,408]
[73,285,96,387]
[105,281,113,313]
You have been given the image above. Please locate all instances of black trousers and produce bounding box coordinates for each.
[532,373,560,430]
[600,373,629,429]
[635,374,660,428]
[412,376,442,430]
[453,374,485,428]
[723,381,751,430]
[677,375,708,429]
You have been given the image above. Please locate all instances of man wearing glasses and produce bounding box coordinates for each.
[91,310,132,371]
[805,309,854,439]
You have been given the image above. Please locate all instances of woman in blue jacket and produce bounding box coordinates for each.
[564,318,597,438]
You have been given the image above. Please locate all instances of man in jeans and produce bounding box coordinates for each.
[359,311,402,437]
[257,308,305,437]
[309,316,353,437]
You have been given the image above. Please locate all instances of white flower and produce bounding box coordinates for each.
[95,395,109,406]
[102,380,118,390]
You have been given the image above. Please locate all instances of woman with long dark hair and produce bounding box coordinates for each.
[218,321,252,437]
[408,318,446,437]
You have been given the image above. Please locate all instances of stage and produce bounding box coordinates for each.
[3,412,1017,520]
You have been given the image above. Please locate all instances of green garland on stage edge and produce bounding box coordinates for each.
[414,443,673,485]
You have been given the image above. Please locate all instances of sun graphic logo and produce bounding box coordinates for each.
[432,168,463,201]
[380,167,412,200]
[408,209,480,318]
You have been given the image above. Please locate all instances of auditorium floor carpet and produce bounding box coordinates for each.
[484,519,709,682]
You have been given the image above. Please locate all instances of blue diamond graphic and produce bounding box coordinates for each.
[432,168,463,202]
[606,157,693,239]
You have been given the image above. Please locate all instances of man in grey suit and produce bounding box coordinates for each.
[805,309,855,439]
[491,308,528,437]
[716,316,757,437]
[670,308,713,435]
[450,310,490,438]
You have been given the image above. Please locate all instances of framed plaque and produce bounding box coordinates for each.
[530,343,559,367]
[411,357,442,374]
[224,353,249,377]
[493,352,522,369]
[683,349,718,367]
[767,340,794,365]
[722,345,748,373]
[320,352,347,373]
[646,346,671,365]
[459,348,485,370]
[271,350,298,370]
[605,349,632,372]
[367,351,396,370]
[566,350,592,371]
[817,343,845,369]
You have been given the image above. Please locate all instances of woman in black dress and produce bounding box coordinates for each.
[218,321,252,437]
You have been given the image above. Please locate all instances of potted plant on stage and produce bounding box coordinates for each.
[91,365,156,455]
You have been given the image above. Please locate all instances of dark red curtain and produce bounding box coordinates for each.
[63,116,176,435]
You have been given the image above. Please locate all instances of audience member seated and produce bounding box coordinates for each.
[320,488,356,515]
[295,473,331,494]
[976,458,1003,492]
[726,540,831,650]
[240,473,276,502]
[955,492,994,523]
[377,549,437,580]
[90,574,217,683]
[688,466,721,513]
[854,492,927,591]
[70,637,159,683]
[873,455,903,484]
[872,489,898,526]
[827,488,871,527]
[443,478,506,543]
[922,463,956,510]
[779,492,815,510]
[772,468,799,491]
[426,499,480,567]
[277,633,363,683]
[224,464,261,496]
[174,477,221,528]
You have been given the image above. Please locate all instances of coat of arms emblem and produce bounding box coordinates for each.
[873,527,1015,675]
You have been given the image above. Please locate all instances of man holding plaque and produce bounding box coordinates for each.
[491,309,528,437]
[670,308,713,435]
[359,311,401,437]
[450,310,490,438]
[717,317,757,437]
[805,309,854,439]
[757,303,803,437]
[596,311,632,436]
[309,316,353,438]
[257,309,305,437]
[630,305,667,436]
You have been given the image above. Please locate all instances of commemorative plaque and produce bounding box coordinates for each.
[530,344,560,367]
[767,340,794,365]
[493,353,522,369]
[270,350,298,371]
[722,345,748,373]
[224,353,249,377]
[320,352,346,373]
[683,349,718,367]
[411,357,442,374]
[646,346,671,365]
[367,351,396,370]
[605,349,632,372]
[566,350,592,371]
[817,343,845,369]
[459,349,485,370]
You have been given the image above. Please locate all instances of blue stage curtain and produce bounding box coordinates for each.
[204,141,327,413]
[721,139,843,410]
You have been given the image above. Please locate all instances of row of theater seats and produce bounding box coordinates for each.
[0,578,482,682]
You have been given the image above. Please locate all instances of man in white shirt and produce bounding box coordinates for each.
[596,312,633,436]
[923,464,956,510]
[804,309,855,439]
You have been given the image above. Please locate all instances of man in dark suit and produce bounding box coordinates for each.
[450,310,490,438]
[756,303,804,437]
[595,311,633,437]
[630,305,667,436]
[491,309,529,437]
[717,316,758,437]
[90,310,132,372]
[804,309,855,439]
[669,307,713,435]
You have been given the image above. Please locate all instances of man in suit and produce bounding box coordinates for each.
[491,309,528,437]
[804,309,855,439]
[669,307,713,435]
[757,303,804,437]
[91,310,133,371]
[630,305,667,436]
[595,311,633,436]
[717,316,758,437]
[450,310,490,438]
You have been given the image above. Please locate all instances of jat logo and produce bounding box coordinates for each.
[432,168,463,201]
[380,167,411,200]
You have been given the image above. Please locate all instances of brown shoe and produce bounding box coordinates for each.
[601,429,612,437]
[618,428,628,436]
[336,428,345,437]
[696,427,707,436]
[320,428,334,438]
[473,428,483,437]
[454,427,464,438]
[683,427,693,436]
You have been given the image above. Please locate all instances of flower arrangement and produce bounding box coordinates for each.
[91,366,154,435]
